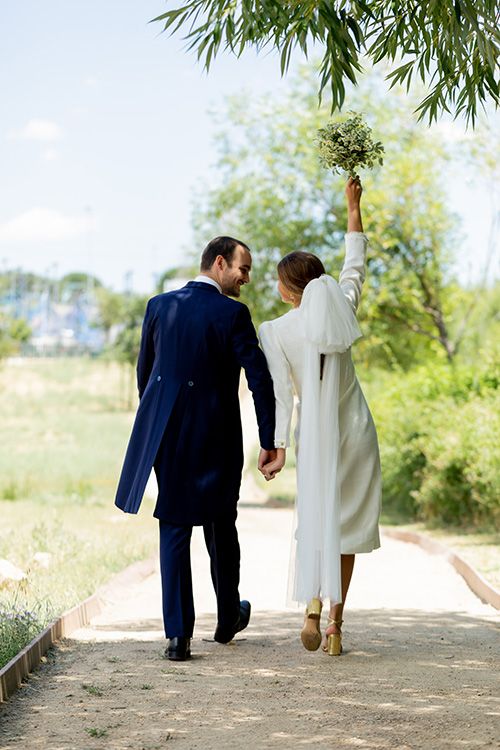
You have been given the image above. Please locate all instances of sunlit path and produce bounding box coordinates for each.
[0,506,497,750]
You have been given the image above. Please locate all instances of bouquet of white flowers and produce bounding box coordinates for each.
[317,112,384,178]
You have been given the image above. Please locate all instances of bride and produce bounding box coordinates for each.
[259,177,381,655]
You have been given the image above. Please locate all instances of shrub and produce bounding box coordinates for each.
[366,357,499,529]
[413,394,499,527]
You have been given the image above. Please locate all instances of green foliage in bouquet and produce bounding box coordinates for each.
[317,112,384,178]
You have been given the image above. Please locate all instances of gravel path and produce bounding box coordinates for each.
[0,506,498,750]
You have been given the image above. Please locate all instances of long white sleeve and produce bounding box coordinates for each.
[339,232,368,313]
[259,321,294,448]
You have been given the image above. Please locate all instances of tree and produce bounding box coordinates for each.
[0,313,31,360]
[153,0,499,126]
[191,67,480,367]
[59,272,102,298]
[155,265,197,294]
[110,294,149,408]
[95,287,126,345]
[0,270,47,297]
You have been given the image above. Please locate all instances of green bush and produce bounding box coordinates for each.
[365,357,499,529]
[413,394,499,526]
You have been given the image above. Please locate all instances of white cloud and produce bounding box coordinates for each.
[41,148,59,162]
[11,119,63,142]
[0,208,95,243]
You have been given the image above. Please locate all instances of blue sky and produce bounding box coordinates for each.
[0,1,497,292]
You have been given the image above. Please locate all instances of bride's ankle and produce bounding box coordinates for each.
[326,614,343,634]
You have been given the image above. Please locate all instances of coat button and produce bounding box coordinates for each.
[157,375,161,381]
[188,380,194,387]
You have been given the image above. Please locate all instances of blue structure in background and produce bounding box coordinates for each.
[0,273,105,355]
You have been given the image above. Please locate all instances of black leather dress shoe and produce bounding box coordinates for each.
[214,600,251,644]
[165,637,191,661]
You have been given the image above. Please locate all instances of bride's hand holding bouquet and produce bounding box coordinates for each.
[345,176,363,233]
[317,112,383,231]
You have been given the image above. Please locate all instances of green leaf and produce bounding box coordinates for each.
[150,0,500,127]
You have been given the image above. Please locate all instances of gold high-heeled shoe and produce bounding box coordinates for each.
[300,598,322,651]
[322,618,343,656]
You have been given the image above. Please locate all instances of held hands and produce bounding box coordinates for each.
[258,447,286,482]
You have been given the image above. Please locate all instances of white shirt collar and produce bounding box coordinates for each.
[194,274,222,294]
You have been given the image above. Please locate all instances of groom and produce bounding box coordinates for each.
[115,236,277,661]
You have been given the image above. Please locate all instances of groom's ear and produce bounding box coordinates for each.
[214,254,227,270]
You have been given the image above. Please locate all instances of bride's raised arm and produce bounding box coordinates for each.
[339,177,368,314]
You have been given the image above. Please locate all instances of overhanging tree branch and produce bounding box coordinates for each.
[152,1,500,126]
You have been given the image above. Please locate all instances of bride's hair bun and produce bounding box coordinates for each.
[277,252,325,298]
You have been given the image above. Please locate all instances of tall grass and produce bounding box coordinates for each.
[0,357,157,668]
[0,358,135,504]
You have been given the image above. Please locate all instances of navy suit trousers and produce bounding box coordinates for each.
[159,518,241,638]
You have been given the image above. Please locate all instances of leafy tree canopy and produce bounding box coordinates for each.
[191,67,489,368]
[153,0,499,126]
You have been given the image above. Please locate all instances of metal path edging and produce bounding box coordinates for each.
[0,557,156,702]
[382,527,500,610]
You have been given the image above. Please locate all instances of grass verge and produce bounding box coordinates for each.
[0,357,156,669]
[0,496,157,669]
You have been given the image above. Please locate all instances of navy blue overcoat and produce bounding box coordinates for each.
[115,281,276,525]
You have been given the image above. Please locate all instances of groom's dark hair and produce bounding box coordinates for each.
[200,236,251,270]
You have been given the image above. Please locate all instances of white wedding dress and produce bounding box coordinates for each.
[259,232,381,605]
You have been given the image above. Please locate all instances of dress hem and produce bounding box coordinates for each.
[341,530,381,555]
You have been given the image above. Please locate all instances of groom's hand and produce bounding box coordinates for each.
[258,448,276,473]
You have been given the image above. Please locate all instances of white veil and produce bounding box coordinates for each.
[290,274,362,605]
